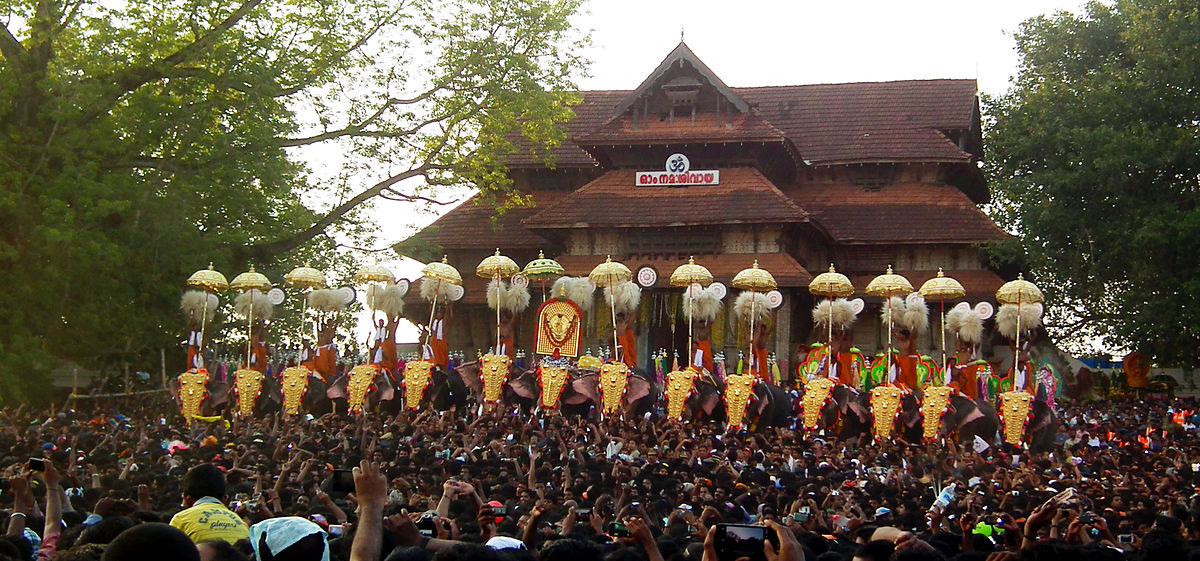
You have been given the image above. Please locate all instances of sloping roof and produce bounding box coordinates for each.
[576,110,788,145]
[554,253,813,288]
[406,191,567,250]
[506,90,627,167]
[784,183,1008,244]
[613,42,750,115]
[850,269,1005,299]
[508,79,978,167]
[737,80,977,165]
[526,168,808,229]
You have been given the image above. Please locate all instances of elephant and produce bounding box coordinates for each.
[1028,400,1058,452]
[809,385,873,441]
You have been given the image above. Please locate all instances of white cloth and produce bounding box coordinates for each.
[250,516,329,561]
[693,349,704,368]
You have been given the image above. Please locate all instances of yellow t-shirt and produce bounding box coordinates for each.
[169,497,250,544]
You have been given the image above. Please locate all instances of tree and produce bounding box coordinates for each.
[985,0,1200,367]
[0,0,585,401]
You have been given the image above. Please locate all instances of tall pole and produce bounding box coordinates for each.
[423,280,441,351]
[885,296,893,385]
[245,290,255,368]
[610,275,619,362]
[687,285,694,369]
[748,291,756,375]
[494,274,501,354]
[939,298,947,383]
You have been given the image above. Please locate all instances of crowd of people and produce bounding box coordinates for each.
[0,394,1197,561]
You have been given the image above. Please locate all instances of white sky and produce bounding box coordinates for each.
[362,0,1092,345]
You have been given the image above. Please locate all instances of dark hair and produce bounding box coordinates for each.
[199,539,252,561]
[101,523,201,561]
[540,539,603,561]
[854,540,895,561]
[184,463,228,500]
[78,516,136,546]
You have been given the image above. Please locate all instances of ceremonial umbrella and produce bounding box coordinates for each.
[589,256,632,362]
[807,264,854,346]
[419,256,462,352]
[995,273,1044,357]
[670,256,714,369]
[919,268,965,379]
[186,263,229,359]
[732,260,777,376]
[354,263,396,356]
[477,249,520,355]
[285,264,327,342]
[523,250,564,302]
[865,266,913,383]
[230,265,273,368]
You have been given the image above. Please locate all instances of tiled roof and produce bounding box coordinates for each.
[576,111,788,145]
[406,191,567,249]
[508,79,978,167]
[849,269,1005,299]
[783,183,1008,244]
[736,80,978,165]
[553,253,813,288]
[506,90,627,167]
[526,168,808,229]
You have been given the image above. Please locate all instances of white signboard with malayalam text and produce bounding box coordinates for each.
[635,153,720,187]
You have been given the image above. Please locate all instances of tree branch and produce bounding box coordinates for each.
[379,188,457,205]
[73,0,266,126]
[235,164,430,260]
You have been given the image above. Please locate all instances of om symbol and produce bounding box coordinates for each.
[666,153,689,173]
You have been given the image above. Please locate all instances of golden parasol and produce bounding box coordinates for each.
[230,265,273,369]
[670,256,713,371]
[732,260,777,377]
[590,256,632,362]
[476,249,520,356]
[996,273,1043,358]
[285,264,327,345]
[919,268,965,379]
[865,265,913,384]
[419,256,462,356]
[524,250,565,302]
[807,264,854,346]
[186,263,229,362]
[354,263,395,285]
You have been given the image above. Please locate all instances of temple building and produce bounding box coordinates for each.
[402,42,1009,378]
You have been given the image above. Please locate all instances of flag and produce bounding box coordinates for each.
[973,435,989,453]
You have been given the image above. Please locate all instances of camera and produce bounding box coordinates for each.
[607,522,631,538]
[714,524,778,561]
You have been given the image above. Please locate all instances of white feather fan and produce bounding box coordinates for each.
[552,276,595,313]
[307,288,347,313]
[487,279,531,313]
[812,298,857,330]
[419,276,456,302]
[901,295,929,334]
[995,303,1042,340]
[234,289,274,321]
[682,285,723,322]
[733,291,772,324]
[604,281,641,315]
[946,306,984,345]
[367,283,406,318]
[180,290,219,323]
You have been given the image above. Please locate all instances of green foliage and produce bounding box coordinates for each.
[986,0,1200,367]
[0,0,586,402]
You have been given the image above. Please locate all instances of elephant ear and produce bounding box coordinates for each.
[326,375,347,400]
